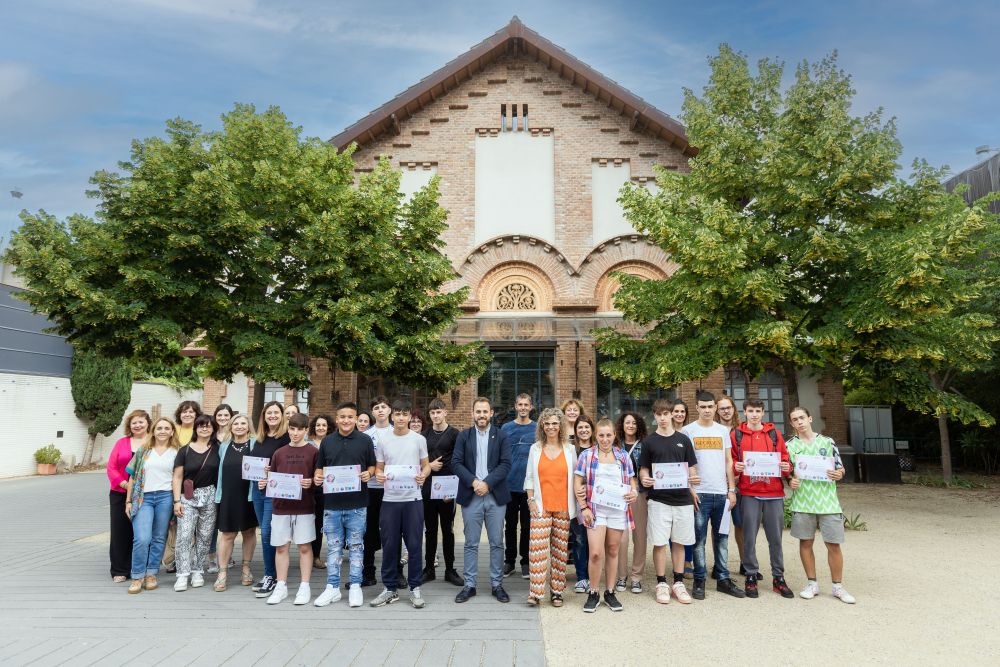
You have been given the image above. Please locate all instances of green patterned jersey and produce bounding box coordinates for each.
[786,434,843,514]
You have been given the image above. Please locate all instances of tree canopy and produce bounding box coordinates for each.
[71,350,133,464]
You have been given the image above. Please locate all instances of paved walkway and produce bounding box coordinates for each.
[0,472,544,666]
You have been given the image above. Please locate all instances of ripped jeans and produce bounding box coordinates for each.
[323,507,367,587]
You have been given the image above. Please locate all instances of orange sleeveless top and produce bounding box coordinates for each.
[538,449,569,512]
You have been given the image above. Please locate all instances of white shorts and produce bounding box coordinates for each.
[270,513,316,546]
[592,508,627,531]
[646,501,695,546]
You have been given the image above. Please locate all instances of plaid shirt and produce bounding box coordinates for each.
[574,446,636,529]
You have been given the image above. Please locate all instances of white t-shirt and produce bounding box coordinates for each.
[376,429,428,502]
[681,421,732,495]
[364,424,393,489]
[142,448,178,493]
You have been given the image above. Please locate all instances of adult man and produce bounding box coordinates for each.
[452,397,512,603]
[313,402,376,608]
[421,398,463,586]
[361,396,392,587]
[732,398,792,599]
[681,391,745,600]
[501,393,536,579]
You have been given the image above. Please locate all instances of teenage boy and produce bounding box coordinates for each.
[313,402,376,608]
[422,398,463,586]
[261,413,318,605]
[370,400,431,608]
[732,398,793,599]
[362,396,392,587]
[638,399,700,605]
[452,397,512,604]
[501,393,535,579]
[682,391,745,600]
[786,407,856,604]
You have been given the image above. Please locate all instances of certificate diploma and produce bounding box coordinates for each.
[323,465,361,493]
[241,456,269,482]
[592,480,630,511]
[265,472,302,500]
[384,464,419,493]
[742,451,781,478]
[430,475,459,500]
[795,455,835,482]
[652,462,689,490]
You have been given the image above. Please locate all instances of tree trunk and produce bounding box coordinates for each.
[938,412,953,484]
[251,382,266,428]
[82,431,97,466]
[782,361,800,431]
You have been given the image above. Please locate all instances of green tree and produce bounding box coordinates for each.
[595,46,998,482]
[71,350,133,464]
[5,104,487,420]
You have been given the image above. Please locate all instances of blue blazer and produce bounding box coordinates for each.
[452,425,512,507]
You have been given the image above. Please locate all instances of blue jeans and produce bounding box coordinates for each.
[572,519,590,581]
[693,493,730,581]
[324,508,367,587]
[130,490,173,579]
[251,486,276,578]
[461,493,505,589]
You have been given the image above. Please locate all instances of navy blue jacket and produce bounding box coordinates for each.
[452,424,512,507]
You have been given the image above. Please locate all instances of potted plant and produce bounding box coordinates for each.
[34,444,62,475]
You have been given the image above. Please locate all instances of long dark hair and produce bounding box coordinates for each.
[616,411,648,445]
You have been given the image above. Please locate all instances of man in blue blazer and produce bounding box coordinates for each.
[452,397,512,603]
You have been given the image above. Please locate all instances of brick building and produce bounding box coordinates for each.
[202,17,846,443]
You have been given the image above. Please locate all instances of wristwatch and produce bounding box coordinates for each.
[728,488,737,494]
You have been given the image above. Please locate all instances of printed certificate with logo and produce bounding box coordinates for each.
[384,464,419,493]
[265,472,302,500]
[323,465,361,493]
[592,480,630,510]
[430,475,459,500]
[652,462,689,489]
[794,455,834,482]
[742,452,780,478]
[241,456,269,482]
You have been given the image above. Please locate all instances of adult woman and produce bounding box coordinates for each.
[171,415,220,591]
[615,411,649,594]
[125,417,181,594]
[309,414,333,569]
[174,401,202,447]
[214,414,259,591]
[716,394,753,579]
[107,410,150,582]
[356,411,372,432]
[574,419,638,612]
[205,403,234,573]
[251,401,290,598]
[284,404,300,420]
[523,408,577,607]
[671,399,694,575]
[571,416,595,594]
[408,409,424,434]
[560,399,584,447]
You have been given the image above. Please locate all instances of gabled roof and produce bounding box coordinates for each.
[329,16,696,156]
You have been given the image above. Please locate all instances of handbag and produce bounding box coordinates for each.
[182,446,212,500]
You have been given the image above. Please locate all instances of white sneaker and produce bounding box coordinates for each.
[294,583,311,605]
[799,581,820,600]
[348,584,363,608]
[574,579,589,594]
[314,584,342,607]
[174,575,189,592]
[410,586,425,608]
[266,583,288,605]
[833,586,856,604]
[190,572,204,588]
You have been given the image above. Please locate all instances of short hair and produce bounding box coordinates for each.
[595,417,616,438]
[370,395,390,410]
[790,406,810,417]
[473,396,492,410]
[230,414,256,439]
[515,393,533,405]
[535,407,568,444]
[174,400,202,423]
[288,413,310,429]
[121,409,152,435]
[192,414,216,440]
[391,398,412,414]
[652,398,673,415]
[615,411,648,443]
[427,397,447,412]
[743,398,765,410]
[695,390,716,404]
[560,398,584,416]
[336,401,358,414]
[257,400,289,439]
[309,414,333,438]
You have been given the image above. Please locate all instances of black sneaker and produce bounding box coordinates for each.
[772,577,794,599]
[716,578,746,598]
[444,569,464,586]
[739,564,747,577]
[360,576,378,587]
[251,576,270,593]
[745,579,759,599]
[502,562,516,578]
[421,566,436,582]
[583,591,601,613]
[521,563,530,579]
[692,579,706,601]
[603,590,623,612]
[254,576,276,598]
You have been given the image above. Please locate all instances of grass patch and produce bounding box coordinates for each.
[909,474,983,489]
[843,513,868,531]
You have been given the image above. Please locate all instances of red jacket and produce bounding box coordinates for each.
[730,422,789,498]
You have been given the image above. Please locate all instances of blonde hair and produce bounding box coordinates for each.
[144,417,181,450]
[122,409,152,436]
[560,399,585,417]
[230,414,256,440]
[257,401,288,439]
[536,407,569,445]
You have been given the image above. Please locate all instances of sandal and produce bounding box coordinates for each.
[112,575,127,583]
[526,595,539,606]
[241,560,253,586]
[213,571,227,592]
[550,593,563,607]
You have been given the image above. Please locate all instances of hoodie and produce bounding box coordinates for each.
[731,422,789,498]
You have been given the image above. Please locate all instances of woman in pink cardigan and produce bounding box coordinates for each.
[108,409,151,582]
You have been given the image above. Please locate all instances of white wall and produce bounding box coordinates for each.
[0,373,201,478]
[592,160,635,242]
[796,370,826,433]
[399,165,437,204]
[225,372,249,416]
[474,133,555,243]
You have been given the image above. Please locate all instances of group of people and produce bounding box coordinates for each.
[106,390,856,610]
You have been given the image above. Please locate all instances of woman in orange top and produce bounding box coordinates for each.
[522,407,577,607]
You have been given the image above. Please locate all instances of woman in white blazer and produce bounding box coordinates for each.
[522,407,577,607]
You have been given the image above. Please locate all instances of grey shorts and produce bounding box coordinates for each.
[790,512,845,544]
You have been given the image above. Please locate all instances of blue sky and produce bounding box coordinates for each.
[2,0,998,245]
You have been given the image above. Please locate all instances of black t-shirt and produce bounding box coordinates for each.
[422,425,458,499]
[254,432,291,462]
[639,431,698,506]
[318,429,377,510]
[174,443,220,489]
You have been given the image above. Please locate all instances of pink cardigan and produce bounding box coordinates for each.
[107,436,137,493]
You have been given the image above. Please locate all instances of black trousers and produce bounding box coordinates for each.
[363,488,384,578]
[423,497,456,570]
[379,500,424,591]
[504,491,530,566]
[312,488,325,559]
[109,490,133,578]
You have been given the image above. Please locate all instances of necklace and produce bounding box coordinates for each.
[231,440,249,453]
[598,445,614,455]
